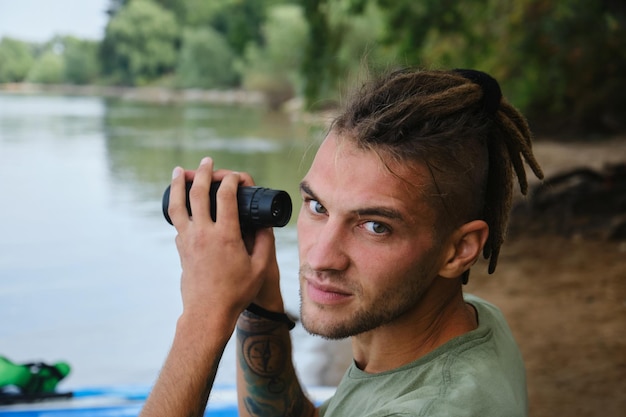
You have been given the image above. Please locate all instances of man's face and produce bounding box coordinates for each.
[297,132,446,339]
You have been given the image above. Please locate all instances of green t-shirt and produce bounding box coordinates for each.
[318,294,527,417]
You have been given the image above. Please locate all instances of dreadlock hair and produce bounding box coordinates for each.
[330,68,544,277]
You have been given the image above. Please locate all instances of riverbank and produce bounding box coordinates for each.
[469,138,626,417]
[0,82,336,127]
[0,82,266,106]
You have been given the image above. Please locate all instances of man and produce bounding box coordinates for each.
[140,68,544,417]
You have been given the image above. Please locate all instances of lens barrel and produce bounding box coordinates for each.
[162,182,292,229]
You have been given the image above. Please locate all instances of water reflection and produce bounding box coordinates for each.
[102,99,321,220]
[0,94,347,389]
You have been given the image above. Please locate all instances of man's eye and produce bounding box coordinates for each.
[308,199,327,214]
[364,221,389,235]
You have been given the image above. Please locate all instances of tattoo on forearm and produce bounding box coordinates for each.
[237,310,314,417]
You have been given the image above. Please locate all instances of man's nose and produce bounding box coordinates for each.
[304,219,350,272]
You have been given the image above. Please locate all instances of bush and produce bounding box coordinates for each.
[328,1,397,101]
[100,0,179,85]
[63,37,100,84]
[176,27,237,89]
[0,37,35,83]
[26,50,65,84]
[239,5,308,108]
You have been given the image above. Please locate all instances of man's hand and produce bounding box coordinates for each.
[140,157,282,417]
[168,157,281,329]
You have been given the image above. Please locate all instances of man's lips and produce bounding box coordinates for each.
[304,279,352,305]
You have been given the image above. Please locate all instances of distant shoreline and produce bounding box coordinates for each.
[0,82,336,127]
[0,82,266,106]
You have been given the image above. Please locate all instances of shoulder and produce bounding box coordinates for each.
[321,295,527,417]
[463,293,519,348]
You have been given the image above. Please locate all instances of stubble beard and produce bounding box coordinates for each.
[298,265,433,340]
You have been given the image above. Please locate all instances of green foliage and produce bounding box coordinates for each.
[0,37,35,82]
[152,0,187,23]
[239,4,308,108]
[176,27,237,89]
[345,0,510,74]
[305,0,626,134]
[100,0,179,85]
[106,0,129,16]
[176,0,223,26]
[203,0,267,56]
[301,0,334,109]
[505,0,626,133]
[26,50,65,84]
[326,1,398,100]
[62,37,100,84]
[161,0,279,56]
[300,0,400,109]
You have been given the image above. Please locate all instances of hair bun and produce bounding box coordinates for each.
[453,69,502,116]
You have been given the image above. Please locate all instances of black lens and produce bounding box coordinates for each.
[238,186,292,228]
[269,191,290,225]
[272,199,282,218]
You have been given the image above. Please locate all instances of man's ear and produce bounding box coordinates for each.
[438,220,489,279]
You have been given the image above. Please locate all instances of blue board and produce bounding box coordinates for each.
[0,385,335,416]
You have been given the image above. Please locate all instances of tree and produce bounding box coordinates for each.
[100,0,179,85]
[299,0,397,109]
[506,0,626,134]
[158,0,281,56]
[105,0,129,17]
[240,4,309,108]
[301,0,334,109]
[176,27,237,89]
[206,0,267,56]
[0,37,35,83]
[26,49,65,84]
[152,0,187,23]
[62,37,100,84]
[340,0,626,134]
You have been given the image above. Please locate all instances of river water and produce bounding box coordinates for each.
[0,93,351,390]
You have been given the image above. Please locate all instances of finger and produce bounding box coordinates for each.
[188,157,214,224]
[251,227,276,261]
[183,169,196,183]
[168,166,190,230]
[212,169,256,187]
[215,172,242,233]
[250,228,280,285]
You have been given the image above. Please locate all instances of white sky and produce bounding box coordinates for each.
[0,0,110,42]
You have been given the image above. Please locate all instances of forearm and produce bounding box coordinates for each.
[150,161,288,416]
[140,314,234,417]
[236,309,317,417]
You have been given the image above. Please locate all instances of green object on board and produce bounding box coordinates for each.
[0,356,71,394]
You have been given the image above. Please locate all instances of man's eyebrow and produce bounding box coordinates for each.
[299,181,317,199]
[355,207,404,221]
[299,180,404,221]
